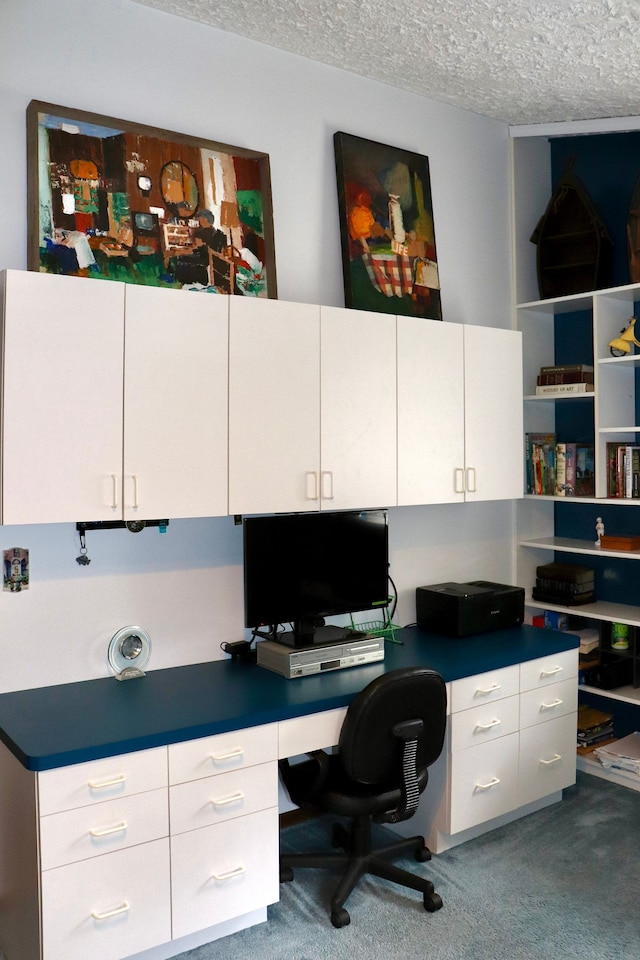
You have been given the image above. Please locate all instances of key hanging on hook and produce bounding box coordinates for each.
[76,530,91,566]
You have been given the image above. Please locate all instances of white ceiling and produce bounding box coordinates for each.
[131,0,640,125]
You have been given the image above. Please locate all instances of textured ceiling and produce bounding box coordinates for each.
[131,0,640,125]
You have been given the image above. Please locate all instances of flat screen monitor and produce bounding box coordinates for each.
[243,509,389,647]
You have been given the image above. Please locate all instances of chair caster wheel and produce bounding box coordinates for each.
[424,892,443,912]
[280,865,294,882]
[331,908,351,928]
[415,844,432,862]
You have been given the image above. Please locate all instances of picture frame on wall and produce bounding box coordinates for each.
[26,100,277,297]
[334,131,441,319]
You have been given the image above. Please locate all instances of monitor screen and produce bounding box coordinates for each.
[243,509,389,647]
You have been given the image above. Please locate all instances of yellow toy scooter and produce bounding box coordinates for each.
[608,317,640,356]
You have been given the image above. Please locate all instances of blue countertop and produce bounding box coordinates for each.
[0,625,578,772]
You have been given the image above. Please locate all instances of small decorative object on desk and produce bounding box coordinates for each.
[595,516,604,546]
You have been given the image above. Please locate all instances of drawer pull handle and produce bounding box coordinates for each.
[211,791,245,807]
[88,773,127,790]
[474,718,501,732]
[212,865,246,882]
[210,747,244,763]
[475,683,501,696]
[90,820,128,838]
[474,777,501,792]
[540,754,562,766]
[540,698,563,711]
[540,666,563,678]
[92,901,130,921]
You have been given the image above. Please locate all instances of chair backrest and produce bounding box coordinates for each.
[338,666,446,789]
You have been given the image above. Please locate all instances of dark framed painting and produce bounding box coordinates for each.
[334,132,441,319]
[27,101,277,297]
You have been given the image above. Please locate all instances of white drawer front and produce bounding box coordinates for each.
[520,648,578,691]
[170,761,278,835]
[449,732,519,834]
[450,665,519,713]
[519,678,577,729]
[38,746,168,816]
[171,807,279,939]
[41,838,171,960]
[40,787,168,871]
[450,694,519,753]
[518,714,577,807]
[278,708,347,759]
[168,723,278,785]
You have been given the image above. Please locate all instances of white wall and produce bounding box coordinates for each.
[0,0,516,692]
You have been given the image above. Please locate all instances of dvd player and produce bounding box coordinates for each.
[256,635,385,679]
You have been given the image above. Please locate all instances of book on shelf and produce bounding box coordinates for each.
[577,704,613,737]
[537,370,594,385]
[539,363,594,374]
[535,382,594,395]
[574,443,595,497]
[606,442,640,498]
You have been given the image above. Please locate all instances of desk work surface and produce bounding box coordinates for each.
[0,625,578,772]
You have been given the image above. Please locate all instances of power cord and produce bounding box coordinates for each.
[220,640,257,663]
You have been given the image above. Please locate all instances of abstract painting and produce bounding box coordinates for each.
[27,101,277,297]
[334,132,441,319]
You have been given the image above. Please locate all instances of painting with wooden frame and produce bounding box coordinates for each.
[27,101,277,297]
[334,131,441,319]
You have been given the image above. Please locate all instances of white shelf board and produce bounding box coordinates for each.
[598,354,640,366]
[520,536,640,561]
[580,683,640,706]
[524,393,594,402]
[526,595,640,628]
[524,494,640,506]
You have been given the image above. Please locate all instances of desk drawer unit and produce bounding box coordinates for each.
[39,787,168,871]
[449,731,519,833]
[171,806,279,939]
[519,714,577,806]
[168,723,278,784]
[450,664,519,712]
[450,693,519,752]
[40,838,171,960]
[170,761,278,834]
[38,746,168,816]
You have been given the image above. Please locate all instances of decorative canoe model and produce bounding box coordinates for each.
[530,159,613,300]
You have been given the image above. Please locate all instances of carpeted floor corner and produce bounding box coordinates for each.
[175,772,640,960]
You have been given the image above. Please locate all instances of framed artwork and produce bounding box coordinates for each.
[27,101,277,297]
[334,132,441,319]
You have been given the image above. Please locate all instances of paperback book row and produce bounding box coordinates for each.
[525,433,595,496]
[534,363,594,397]
[606,441,640,499]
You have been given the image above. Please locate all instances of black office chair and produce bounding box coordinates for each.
[279,666,447,927]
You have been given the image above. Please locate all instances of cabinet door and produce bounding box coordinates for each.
[1,270,124,524]
[320,305,397,510]
[463,325,523,501]
[228,297,320,514]
[123,285,228,520]
[397,317,465,505]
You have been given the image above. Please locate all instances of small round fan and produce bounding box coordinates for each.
[108,626,151,680]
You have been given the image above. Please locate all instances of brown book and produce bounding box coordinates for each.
[537,371,594,385]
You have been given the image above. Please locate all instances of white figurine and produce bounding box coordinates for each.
[595,517,604,546]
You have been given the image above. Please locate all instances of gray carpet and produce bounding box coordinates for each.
[176,772,639,960]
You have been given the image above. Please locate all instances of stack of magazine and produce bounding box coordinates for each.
[594,731,640,774]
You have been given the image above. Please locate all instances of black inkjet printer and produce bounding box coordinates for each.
[416,580,525,638]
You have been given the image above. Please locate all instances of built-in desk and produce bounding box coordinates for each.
[0,626,579,960]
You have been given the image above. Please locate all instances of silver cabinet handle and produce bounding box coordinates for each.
[321,471,334,500]
[474,776,501,792]
[89,820,128,838]
[210,791,244,807]
[92,901,130,921]
[454,467,465,493]
[88,773,126,790]
[212,865,246,882]
[540,665,563,678]
[111,474,119,509]
[475,682,501,696]
[466,466,477,492]
[474,718,501,732]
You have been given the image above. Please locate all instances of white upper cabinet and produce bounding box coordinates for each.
[463,324,523,502]
[319,305,397,511]
[228,296,321,515]
[398,318,523,504]
[228,299,396,515]
[0,270,125,525]
[0,271,228,525]
[397,317,465,505]
[123,284,228,521]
